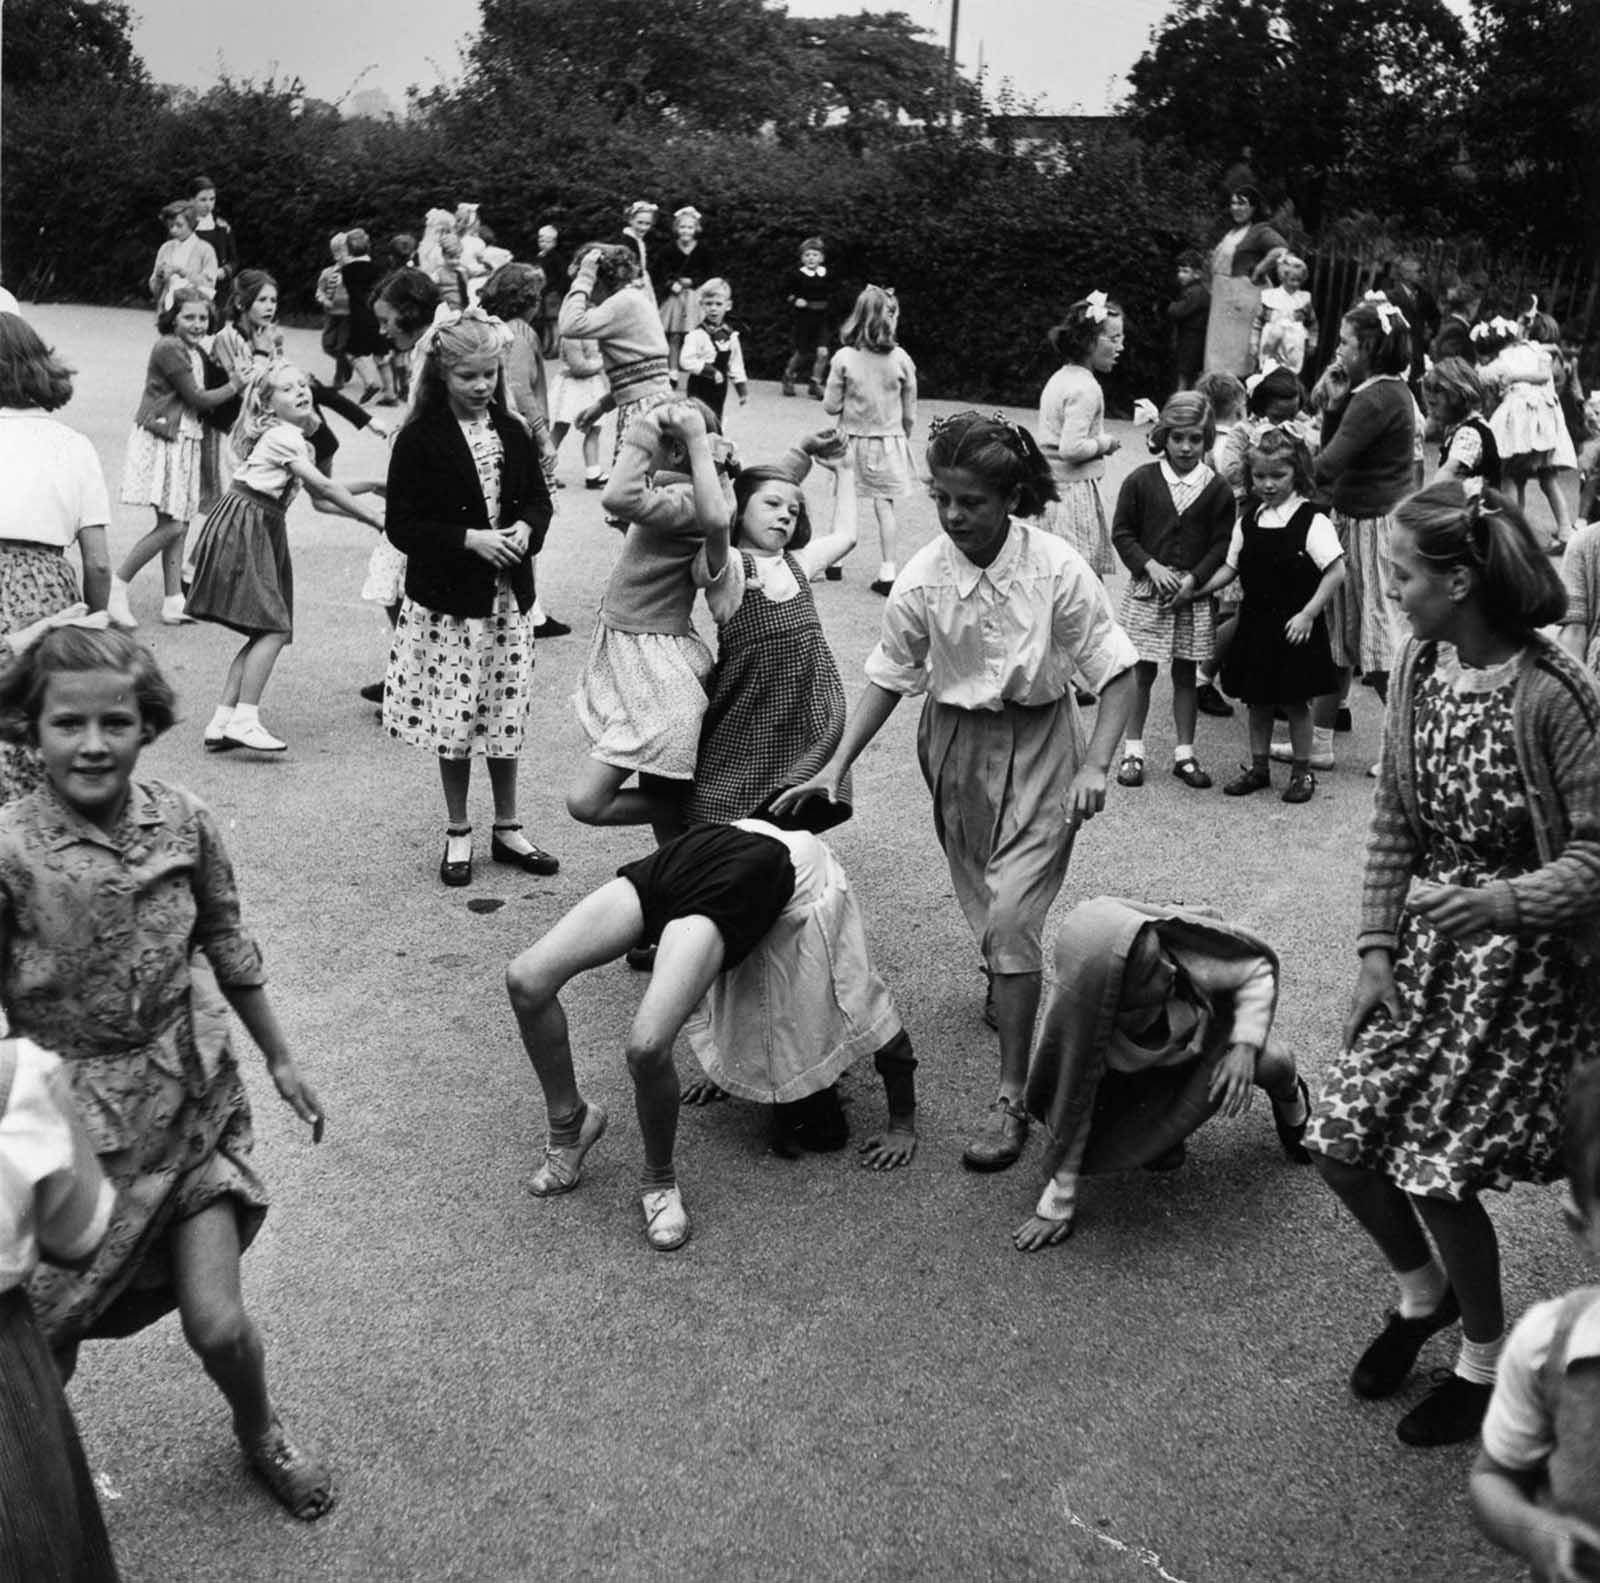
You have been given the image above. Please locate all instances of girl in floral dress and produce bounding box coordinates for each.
[0,626,332,1519]
[383,313,557,887]
[1307,481,1600,1450]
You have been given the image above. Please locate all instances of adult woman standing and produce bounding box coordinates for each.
[1203,187,1287,378]
[1307,482,1600,1449]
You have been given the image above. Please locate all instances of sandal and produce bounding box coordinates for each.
[1172,758,1213,790]
[240,1417,335,1521]
[1115,754,1145,788]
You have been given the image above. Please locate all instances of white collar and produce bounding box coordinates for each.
[1161,458,1214,494]
[1565,1292,1600,1364]
[950,520,1023,599]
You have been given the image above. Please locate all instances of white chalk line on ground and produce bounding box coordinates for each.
[1056,1486,1194,1583]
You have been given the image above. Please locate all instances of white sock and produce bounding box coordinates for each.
[1394,1260,1448,1319]
[1174,745,1194,763]
[1455,1332,1503,1385]
[531,598,548,623]
[877,562,896,582]
[207,705,234,733]
[1124,739,1145,760]
[1312,725,1335,750]
[231,703,260,728]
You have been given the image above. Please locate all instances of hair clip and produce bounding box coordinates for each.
[1083,290,1109,323]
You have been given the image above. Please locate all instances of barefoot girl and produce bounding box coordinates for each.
[823,285,917,593]
[1306,482,1600,1448]
[687,431,857,827]
[568,402,732,843]
[1037,292,1124,577]
[1109,390,1236,791]
[185,364,384,755]
[507,816,917,1253]
[1013,897,1311,1252]
[0,627,332,1518]
[383,313,557,886]
[111,288,244,629]
[774,412,1139,1172]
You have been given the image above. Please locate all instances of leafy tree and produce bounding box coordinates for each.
[1,0,148,91]
[787,10,981,146]
[462,0,806,132]
[1124,0,1467,230]
[1463,0,1600,249]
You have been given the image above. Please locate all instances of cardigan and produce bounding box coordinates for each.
[132,336,231,437]
[1359,636,1600,963]
[384,405,550,618]
[1110,464,1235,585]
[1313,377,1416,518]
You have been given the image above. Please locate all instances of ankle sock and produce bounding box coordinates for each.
[876,562,897,582]
[1394,1260,1449,1319]
[232,703,260,728]
[1312,725,1334,751]
[1455,1332,1503,1385]
[549,1101,587,1149]
[1124,739,1145,760]
[1174,745,1195,763]
[207,705,235,733]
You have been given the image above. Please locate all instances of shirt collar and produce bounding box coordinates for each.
[39,777,162,851]
[1161,458,1214,493]
[949,519,1023,598]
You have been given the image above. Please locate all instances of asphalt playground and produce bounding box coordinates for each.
[31,304,1572,1582]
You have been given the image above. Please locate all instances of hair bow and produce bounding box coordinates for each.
[1083,290,1109,323]
[1363,290,1409,335]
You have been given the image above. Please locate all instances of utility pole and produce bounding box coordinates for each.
[947,0,960,127]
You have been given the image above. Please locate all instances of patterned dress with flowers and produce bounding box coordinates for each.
[0,779,270,1343]
[1306,647,1591,1198]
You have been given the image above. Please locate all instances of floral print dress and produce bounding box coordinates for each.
[1307,647,1590,1199]
[0,779,270,1343]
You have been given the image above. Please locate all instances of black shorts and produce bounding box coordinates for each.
[618,826,796,970]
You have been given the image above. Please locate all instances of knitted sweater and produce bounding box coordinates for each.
[557,278,670,404]
[1359,636,1600,962]
[1110,464,1235,585]
[1313,376,1415,519]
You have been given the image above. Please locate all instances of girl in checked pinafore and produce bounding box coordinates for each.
[688,432,858,828]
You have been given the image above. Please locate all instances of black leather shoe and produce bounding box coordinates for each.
[1396,1373,1492,1447]
[533,617,571,639]
[1350,1290,1461,1398]
[358,681,385,703]
[1196,682,1234,718]
[626,944,657,972]
[1272,1075,1313,1163]
[490,825,559,875]
[440,828,472,888]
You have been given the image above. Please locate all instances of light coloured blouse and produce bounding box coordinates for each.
[864,519,1138,709]
[0,410,110,547]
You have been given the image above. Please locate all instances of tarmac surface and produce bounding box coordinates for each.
[31,304,1574,1582]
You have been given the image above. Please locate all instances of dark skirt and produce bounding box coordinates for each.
[1222,598,1339,706]
[184,484,294,638]
[0,1287,120,1582]
[619,826,796,969]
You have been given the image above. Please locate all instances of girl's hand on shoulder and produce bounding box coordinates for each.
[858,1125,917,1171]
[1343,950,1400,1049]
[1012,1213,1073,1253]
[1284,609,1314,644]
[1208,1042,1257,1117]
[466,527,519,567]
[1408,881,1501,940]
[267,1053,325,1133]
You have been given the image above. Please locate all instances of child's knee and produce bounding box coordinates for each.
[565,782,605,824]
[624,1033,674,1083]
[182,1296,255,1363]
[506,950,559,1012]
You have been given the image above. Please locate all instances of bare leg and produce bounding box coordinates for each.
[235,633,289,708]
[1285,701,1312,759]
[1539,471,1574,542]
[159,526,189,597]
[566,757,688,834]
[1125,660,1159,742]
[118,511,186,585]
[873,498,900,578]
[1247,703,1274,758]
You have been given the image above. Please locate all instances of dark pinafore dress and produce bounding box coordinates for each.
[1222,500,1340,707]
[687,550,851,827]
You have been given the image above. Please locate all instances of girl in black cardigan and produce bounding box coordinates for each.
[382,312,557,887]
[1110,391,1236,790]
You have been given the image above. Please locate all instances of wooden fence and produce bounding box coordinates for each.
[1304,239,1600,382]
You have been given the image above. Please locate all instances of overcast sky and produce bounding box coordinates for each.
[130,0,1175,115]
